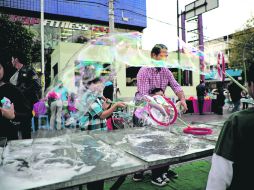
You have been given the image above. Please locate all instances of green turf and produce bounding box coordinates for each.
[105,160,211,190]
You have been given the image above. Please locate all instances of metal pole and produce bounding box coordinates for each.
[40,0,45,97]
[109,0,114,33]
[198,14,204,81]
[108,0,117,100]
[177,0,181,84]
[181,11,188,85]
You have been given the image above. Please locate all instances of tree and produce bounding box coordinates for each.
[0,14,39,78]
[229,17,254,70]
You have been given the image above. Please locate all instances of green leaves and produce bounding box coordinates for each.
[228,17,254,70]
[0,14,36,66]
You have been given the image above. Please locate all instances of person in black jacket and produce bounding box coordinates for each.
[9,56,41,139]
[0,62,31,141]
[196,80,206,115]
[215,83,225,115]
[228,80,242,112]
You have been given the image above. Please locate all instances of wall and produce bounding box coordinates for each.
[50,42,83,92]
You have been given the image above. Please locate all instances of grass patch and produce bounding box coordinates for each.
[104,160,211,190]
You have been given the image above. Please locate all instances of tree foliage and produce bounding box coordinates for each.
[0,14,38,66]
[229,17,254,70]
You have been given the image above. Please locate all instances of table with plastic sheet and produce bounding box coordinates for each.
[0,126,218,190]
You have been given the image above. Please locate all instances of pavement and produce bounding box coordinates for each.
[176,106,232,127]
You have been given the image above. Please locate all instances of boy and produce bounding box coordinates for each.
[78,77,125,190]
[79,77,126,131]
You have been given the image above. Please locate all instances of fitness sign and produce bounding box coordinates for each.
[9,15,109,33]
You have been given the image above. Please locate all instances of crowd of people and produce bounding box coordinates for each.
[196,77,249,116]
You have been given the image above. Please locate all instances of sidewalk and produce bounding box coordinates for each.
[176,106,232,126]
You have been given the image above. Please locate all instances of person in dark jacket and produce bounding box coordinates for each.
[215,83,225,115]
[10,56,41,139]
[196,80,206,115]
[0,62,31,141]
[228,80,242,112]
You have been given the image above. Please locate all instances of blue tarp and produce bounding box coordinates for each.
[225,69,242,77]
[205,69,242,80]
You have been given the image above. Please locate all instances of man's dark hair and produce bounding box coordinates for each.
[247,64,254,86]
[151,44,168,56]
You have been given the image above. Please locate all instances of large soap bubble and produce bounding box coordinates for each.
[42,32,212,130]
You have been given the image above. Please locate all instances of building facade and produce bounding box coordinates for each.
[0,0,146,49]
[0,0,147,92]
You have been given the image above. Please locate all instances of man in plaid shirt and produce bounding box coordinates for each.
[133,44,188,187]
[135,44,187,110]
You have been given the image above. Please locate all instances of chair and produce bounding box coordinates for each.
[31,117,35,132]
[32,101,49,131]
[61,115,65,129]
[38,114,50,130]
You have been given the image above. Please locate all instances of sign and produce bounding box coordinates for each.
[9,15,109,32]
[185,0,219,20]
[10,15,40,25]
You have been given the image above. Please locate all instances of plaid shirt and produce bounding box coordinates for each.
[79,92,106,131]
[135,67,182,101]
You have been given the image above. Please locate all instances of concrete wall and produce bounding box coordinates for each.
[50,42,83,93]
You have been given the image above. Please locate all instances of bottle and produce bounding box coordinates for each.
[1,97,11,109]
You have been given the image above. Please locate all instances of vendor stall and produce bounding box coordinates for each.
[185,97,213,114]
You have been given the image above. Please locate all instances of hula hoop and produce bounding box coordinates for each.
[148,96,177,126]
[183,126,213,135]
[217,52,226,81]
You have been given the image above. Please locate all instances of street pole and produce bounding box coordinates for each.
[109,0,114,33]
[108,0,117,100]
[198,14,204,81]
[177,0,181,84]
[40,0,45,97]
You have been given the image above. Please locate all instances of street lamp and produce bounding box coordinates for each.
[40,0,45,97]
[177,0,181,84]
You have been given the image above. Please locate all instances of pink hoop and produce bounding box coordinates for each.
[183,126,213,135]
[148,96,177,127]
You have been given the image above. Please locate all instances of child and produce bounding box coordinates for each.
[133,87,178,185]
[149,87,164,96]
[241,90,249,110]
[78,77,125,190]
[79,78,126,131]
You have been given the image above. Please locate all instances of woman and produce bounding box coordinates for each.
[0,62,31,141]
